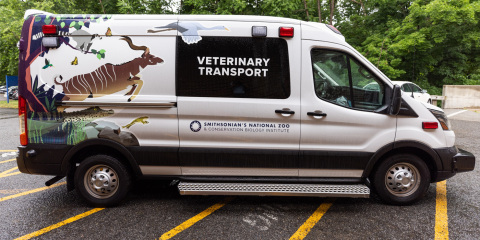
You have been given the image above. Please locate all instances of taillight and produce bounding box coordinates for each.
[19,96,28,146]
[422,122,438,129]
[42,25,57,35]
[279,27,294,37]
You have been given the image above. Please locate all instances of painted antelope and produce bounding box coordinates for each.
[54,37,163,102]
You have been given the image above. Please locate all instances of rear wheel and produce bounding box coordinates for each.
[75,155,131,207]
[372,154,430,205]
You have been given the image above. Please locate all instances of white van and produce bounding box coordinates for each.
[16,10,475,207]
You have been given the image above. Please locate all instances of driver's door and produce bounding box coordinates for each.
[299,41,397,178]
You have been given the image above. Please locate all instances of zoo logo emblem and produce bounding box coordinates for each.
[190,120,202,132]
[71,57,78,65]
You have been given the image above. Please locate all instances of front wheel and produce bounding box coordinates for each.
[372,154,431,205]
[74,155,131,207]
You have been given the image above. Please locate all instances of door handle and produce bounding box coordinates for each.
[275,109,295,114]
[307,112,327,117]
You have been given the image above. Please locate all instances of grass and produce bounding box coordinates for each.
[0,100,18,108]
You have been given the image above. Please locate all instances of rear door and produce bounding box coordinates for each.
[176,20,302,177]
[299,40,397,178]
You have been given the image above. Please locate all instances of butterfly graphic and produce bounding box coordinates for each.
[71,56,78,65]
[42,59,54,69]
[106,27,112,37]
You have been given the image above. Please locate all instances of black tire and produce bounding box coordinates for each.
[372,154,430,205]
[428,99,432,104]
[74,155,131,207]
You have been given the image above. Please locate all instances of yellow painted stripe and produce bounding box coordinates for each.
[0,171,21,179]
[0,182,66,202]
[0,158,16,164]
[290,198,336,240]
[0,150,17,152]
[435,181,449,240]
[0,166,18,176]
[159,197,234,240]
[14,208,105,240]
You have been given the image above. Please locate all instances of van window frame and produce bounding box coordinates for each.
[309,48,387,113]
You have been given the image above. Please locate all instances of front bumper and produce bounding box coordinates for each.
[453,148,476,172]
[433,146,475,182]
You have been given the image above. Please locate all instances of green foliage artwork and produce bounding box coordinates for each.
[91,49,106,60]
[1,0,479,94]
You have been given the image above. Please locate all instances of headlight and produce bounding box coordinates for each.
[429,110,451,130]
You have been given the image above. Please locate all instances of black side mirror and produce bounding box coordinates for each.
[389,84,402,115]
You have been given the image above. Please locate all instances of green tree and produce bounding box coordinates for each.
[0,0,84,85]
[390,0,480,94]
[338,0,480,94]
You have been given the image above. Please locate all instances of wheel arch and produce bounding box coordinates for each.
[363,140,443,182]
[61,139,142,191]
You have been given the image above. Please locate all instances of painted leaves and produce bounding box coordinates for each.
[91,49,106,60]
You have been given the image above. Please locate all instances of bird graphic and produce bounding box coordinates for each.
[42,59,54,69]
[148,22,229,44]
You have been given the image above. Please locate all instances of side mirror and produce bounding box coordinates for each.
[389,85,402,115]
[422,89,428,93]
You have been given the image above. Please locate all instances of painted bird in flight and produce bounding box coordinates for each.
[148,21,229,44]
[42,59,54,69]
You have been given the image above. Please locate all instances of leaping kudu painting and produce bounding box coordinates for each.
[54,37,163,102]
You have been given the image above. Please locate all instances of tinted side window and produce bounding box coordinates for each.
[349,58,384,110]
[176,37,290,99]
[402,84,412,92]
[411,84,422,93]
[311,49,385,110]
[311,50,352,107]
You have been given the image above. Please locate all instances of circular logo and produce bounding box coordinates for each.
[190,120,202,132]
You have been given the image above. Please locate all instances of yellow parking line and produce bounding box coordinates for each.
[435,181,449,240]
[0,150,17,152]
[0,171,21,179]
[0,166,18,176]
[0,182,66,202]
[290,198,336,240]
[14,208,105,240]
[0,158,16,164]
[159,197,235,240]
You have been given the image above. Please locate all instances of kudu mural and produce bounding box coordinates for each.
[54,37,163,102]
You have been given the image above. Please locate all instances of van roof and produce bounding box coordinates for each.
[25,9,301,24]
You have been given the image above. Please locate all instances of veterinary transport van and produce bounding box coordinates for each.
[16,9,475,207]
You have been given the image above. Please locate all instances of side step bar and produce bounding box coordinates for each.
[178,182,370,198]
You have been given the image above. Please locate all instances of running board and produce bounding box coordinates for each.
[178,182,370,198]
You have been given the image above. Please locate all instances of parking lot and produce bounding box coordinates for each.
[1,108,479,239]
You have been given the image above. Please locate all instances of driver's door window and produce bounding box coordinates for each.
[312,50,352,107]
[311,49,384,110]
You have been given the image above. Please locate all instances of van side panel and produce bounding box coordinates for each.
[18,14,180,174]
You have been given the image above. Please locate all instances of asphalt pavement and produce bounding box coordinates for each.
[0,108,478,239]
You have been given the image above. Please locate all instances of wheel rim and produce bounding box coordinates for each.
[84,164,119,199]
[385,162,420,197]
